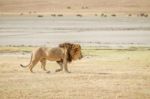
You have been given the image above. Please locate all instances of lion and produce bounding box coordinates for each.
[20,43,83,73]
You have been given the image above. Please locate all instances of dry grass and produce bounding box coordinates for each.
[0,47,150,99]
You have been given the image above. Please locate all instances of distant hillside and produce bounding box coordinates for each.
[0,0,150,15]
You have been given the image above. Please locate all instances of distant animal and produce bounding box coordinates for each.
[20,43,83,73]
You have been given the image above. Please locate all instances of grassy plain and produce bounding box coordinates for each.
[0,46,150,99]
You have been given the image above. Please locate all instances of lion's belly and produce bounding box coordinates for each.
[45,48,64,61]
[46,55,62,61]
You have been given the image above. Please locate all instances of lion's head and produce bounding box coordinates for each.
[59,43,83,62]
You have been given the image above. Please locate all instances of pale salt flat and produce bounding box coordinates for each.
[0,16,150,47]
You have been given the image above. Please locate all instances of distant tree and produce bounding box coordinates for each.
[85,6,88,9]
[101,13,107,17]
[140,13,145,17]
[104,15,107,17]
[57,14,63,17]
[144,14,148,17]
[101,13,104,16]
[20,13,23,16]
[82,6,88,9]
[128,14,132,16]
[140,13,148,17]
[111,14,116,17]
[76,14,82,17]
[51,14,56,17]
[37,15,43,17]
[29,11,32,14]
[94,14,98,16]
[67,6,71,9]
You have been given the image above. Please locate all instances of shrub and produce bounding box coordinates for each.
[51,14,56,17]
[140,13,149,17]
[128,14,132,16]
[76,14,82,17]
[57,14,63,17]
[37,15,43,17]
[111,14,116,17]
[67,6,71,9]
[95,14,98,16]
[82,6,88,9]
[101,13,107,17]
[20,13,23,16]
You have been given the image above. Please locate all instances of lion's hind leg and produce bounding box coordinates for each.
[56,60,63,72]
[29,58,40,73]
[40,58,48,72]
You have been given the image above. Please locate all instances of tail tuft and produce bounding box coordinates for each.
[20,64,28,68]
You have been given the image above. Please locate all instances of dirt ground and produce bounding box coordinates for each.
[1,0,150,16]
[0,48,150,99]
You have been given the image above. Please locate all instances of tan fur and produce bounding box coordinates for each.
[20,43,83,73]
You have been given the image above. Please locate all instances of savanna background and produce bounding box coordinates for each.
[0,0,150,99]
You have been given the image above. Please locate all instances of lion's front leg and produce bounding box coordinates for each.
[63,58,71,73]
[40,59,46,70]
[40,58,50,73]
[64,64,71,73]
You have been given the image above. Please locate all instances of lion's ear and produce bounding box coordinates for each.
[59,44,63,47]
[76,44,81,48]
[73,44,80,49]
[59,43,73,48]
[59,43,67,48]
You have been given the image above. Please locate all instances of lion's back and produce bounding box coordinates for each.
[32,47,64,60]
[46,47,64,60]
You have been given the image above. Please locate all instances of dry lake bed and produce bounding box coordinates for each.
[0,16,150,47]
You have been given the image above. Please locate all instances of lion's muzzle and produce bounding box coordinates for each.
[79,54,83,59]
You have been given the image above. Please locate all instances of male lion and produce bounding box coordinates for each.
[20,43,83,73]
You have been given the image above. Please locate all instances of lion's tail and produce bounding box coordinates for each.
[20,53,33,68]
